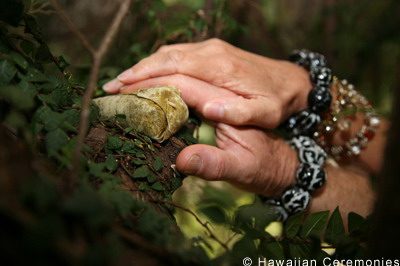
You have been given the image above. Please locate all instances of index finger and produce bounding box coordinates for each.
[116,49,229,86]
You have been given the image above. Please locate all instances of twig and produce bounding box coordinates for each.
[120,161,135,178]
[153,199,229,252]
[49,0,95,55]
[30,1,55,15]
[68,0,133,190]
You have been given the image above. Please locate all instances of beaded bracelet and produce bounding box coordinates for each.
[281,50,333,136]
[313,78,381,159]
[263,136,328,221]
[262,50,332,221]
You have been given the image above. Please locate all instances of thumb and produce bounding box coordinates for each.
[202,97,283,129]
[176,144,237,181]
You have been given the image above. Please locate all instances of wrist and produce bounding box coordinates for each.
[264,139,298,197]
[277,60,313,120]
[290,62,314,115]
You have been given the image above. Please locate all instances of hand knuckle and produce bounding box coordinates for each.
[235,105,253,124]
[166,49,184,64]
[205,38,228,53]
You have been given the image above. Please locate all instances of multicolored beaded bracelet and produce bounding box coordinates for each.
[313,78,381,160]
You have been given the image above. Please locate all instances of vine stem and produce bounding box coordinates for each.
[50,0,133,190]
[153,199,229,252]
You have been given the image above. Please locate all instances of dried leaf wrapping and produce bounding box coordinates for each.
[93,85,189,142]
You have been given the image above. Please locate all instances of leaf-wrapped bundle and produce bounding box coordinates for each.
[93,85,189,142]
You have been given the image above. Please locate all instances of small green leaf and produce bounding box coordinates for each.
[133,166,150,178]
[38,94,56,106]
[124,126,134,133]
[348,212,367,234]
[138,184,150,191]
[105,156,118,172]
[62,109,80,127]
[147,172,157,183]
[135,150,145,159]
[29,122,43,136]
[89,103,100,124]
[50,85,69,108]
[171,178,182,191]
[143,135,152,143]
[10,51,28,69]
[36,43,52,63]
[259,235,285,260]
[18,80,37,99]
[121,141,136,153]
[231,236,258,262]
[106,135,123,150]
[233,201,275,238]
[288,242,312,259]
[300,211,329,239]
[0,59,17,85]
[151,182,164,191]
[133,139,143,147]
[20,40,35,58]
[284,212,305,238]
[153,156,163,172]
[132,159,147,165]
[25,67,48,82]
[45,128,69,156]
[325,207,345,244]
[38,107,63,131]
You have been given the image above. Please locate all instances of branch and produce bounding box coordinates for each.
[30,1,55,15]
[69,0,133,189]
[154,199,229,252]
[49,0,95,55]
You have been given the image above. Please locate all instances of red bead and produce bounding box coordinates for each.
[364,128,375,140]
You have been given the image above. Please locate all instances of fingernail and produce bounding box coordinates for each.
[117,69,132,82]
[103,79,122,92]
[204,102,225,119]
[102,81,113,92]
[184,154,202,175]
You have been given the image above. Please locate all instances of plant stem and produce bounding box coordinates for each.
[67,0,133,190]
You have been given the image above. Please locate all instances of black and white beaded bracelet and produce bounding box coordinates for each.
[261,50,332,221]
[281,50,333,137]
[263,136,328,222]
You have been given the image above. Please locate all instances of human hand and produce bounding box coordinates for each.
[103,38,312,129]
[175,123,298,197]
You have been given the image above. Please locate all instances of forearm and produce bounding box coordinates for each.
[308,165,375,226]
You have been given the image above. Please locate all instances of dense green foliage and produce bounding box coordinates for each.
[1,0,398,265]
